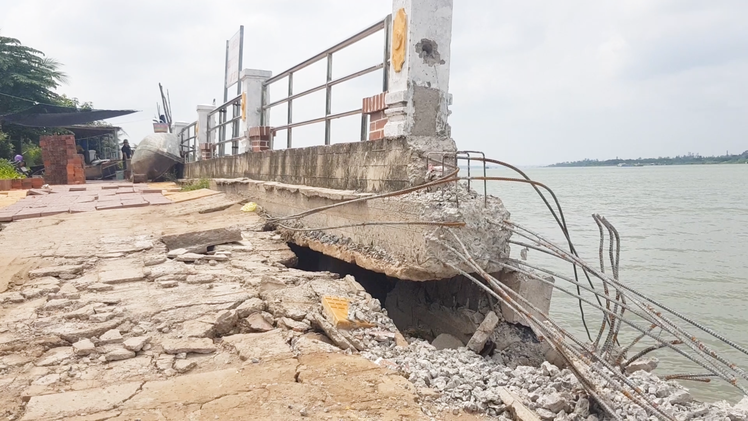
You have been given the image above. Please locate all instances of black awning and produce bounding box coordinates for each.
[0,104,136,127]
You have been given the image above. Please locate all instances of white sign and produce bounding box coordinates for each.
[225,28,243,88]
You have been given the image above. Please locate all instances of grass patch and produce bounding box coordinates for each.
[182,178,210,191]
[0,159,24,180]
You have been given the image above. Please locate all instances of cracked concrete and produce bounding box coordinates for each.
[0,193,481,421]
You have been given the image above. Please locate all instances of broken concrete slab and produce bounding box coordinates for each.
[175,253,207,263]
[28,265,84,279]
[105,348,136,361]
[21,381,143,421]
[245,313,274,332]
[235,297,265,318]
[174,359,197,374]
[99,268,146,284]
[123,336,150,352]
[161,338,216,354]
[99,329,123,344]
[182,320,214,338]
[222,330,293,362]
[160,226,242,253]
[185,274,214,284]
[72,339,96,356]
[467,311,500,353]
[86,283,114,292]
[35,347,73,366]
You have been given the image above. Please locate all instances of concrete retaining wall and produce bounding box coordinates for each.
[185,136,455,193]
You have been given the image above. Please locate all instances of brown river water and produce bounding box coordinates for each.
[479,164,748,403]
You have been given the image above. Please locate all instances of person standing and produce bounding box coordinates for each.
[121,140,133,170]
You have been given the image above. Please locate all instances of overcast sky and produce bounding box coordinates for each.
[1,0,746,166]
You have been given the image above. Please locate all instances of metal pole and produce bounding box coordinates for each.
[237,25,244,96]
[383,14,392,92]
[260,84,267,126]
[325,53,333,146]
[360,113,368,141]
[288,73,293,148]
[223,40,229,103]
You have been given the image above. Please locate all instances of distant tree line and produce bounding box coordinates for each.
[550,151,748,167]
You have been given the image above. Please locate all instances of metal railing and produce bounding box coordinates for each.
[207,94,243,157]
[261,15,392,148]
[178,121,198,162]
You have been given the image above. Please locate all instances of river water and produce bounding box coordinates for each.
[479,164,748,403]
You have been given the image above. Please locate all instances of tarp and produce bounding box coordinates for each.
[0,104,136,127]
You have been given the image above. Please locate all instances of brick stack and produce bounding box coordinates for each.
[199,143,213,160]
[362,92,388,140]
[39,135,86,185]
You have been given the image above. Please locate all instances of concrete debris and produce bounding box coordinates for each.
[624,357,659,374]
[161,338,216,354]
[72,338,96,356]
[123,336,150,352]
[166,248,188,258]
[466,311,500,353]
[99,329,123,344]
[245,313,274,332]
[182,320,214,338]
[175,253,206,262]
[185,274,214,284]
[174,359,197,373]
[143,255,167,266]
[105,348,136,361]
[432,333,464,350]
[235,297,265,318]
[35,347,73,366]
[28,265,84,278]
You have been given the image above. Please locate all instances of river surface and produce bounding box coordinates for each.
[478,164,748,403]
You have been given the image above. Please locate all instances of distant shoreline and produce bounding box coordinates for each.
[548,154,748,168]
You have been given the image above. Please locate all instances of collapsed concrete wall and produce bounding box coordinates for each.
[185,136,455,193]
[210,177,510,281]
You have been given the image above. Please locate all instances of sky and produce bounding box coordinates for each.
[1,0,746,166]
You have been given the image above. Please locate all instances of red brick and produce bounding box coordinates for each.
[369,130,384,140]
[362,92,387,114]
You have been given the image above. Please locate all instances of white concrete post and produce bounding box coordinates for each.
[240,68,272,153]
[384,0,454,138]
[196,105,213,146]
[172,121,189,137]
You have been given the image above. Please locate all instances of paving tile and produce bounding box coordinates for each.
[70,204,98,213]
[40,207,71,217]
[0,209,18,222]
[12,208,42,220]
[120,201,149,208]
[143,194,173,205]
[96,202,124,210]
[69,186,87,192]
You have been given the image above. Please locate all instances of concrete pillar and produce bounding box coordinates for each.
[384,0,454,138]
[196,105,213,159]
[241,69,272,152]
[172,121,189,137]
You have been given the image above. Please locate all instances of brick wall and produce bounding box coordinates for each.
[362,93,387,141]
[39,135,85,185]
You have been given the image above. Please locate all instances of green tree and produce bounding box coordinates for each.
[0,35,69,160]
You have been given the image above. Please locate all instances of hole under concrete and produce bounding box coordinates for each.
[288,243,547,367]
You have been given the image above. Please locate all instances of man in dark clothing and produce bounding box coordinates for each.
[121,140,133,170]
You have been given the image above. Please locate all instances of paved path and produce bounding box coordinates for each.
[0,184,172,222]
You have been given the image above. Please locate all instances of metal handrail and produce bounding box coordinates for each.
[207,94,243,157]
[178,121,198,162]
[261,14,392,148]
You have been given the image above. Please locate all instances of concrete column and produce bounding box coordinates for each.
[172,121,189,137]
[240,69,272,152]
[384,0,454,138]
[196,105,213,146]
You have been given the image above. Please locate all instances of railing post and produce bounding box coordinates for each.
[287,73,293,148]
[383,14,392,92]
[241,69,273,151]
[196,105,212,160]
[324,53,333,145]
[384,0,454,138]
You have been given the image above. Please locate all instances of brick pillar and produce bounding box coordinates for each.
[199,143,213,160]
[248,126,274,152]
[39,135,86,185]
[362,93,387,140]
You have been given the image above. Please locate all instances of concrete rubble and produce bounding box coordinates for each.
[0,193,746,421]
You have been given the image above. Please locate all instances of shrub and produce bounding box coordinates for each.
[182,178,209,191]
[0,159,24,179]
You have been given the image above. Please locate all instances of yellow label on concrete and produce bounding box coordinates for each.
[322,296,352,329]
[392,8,407,73]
